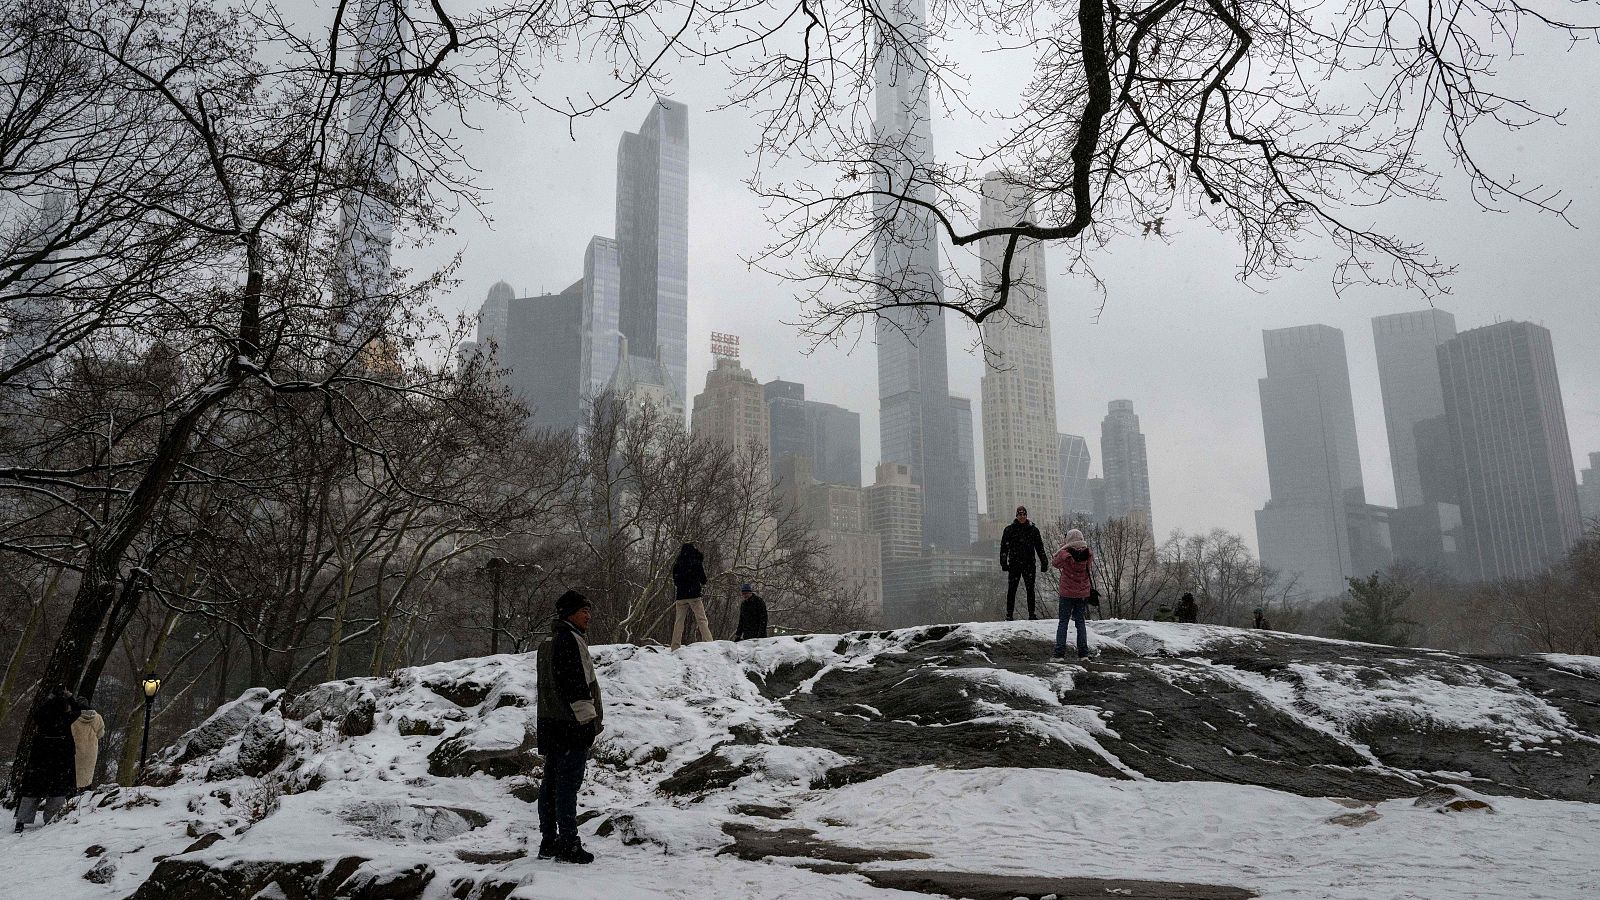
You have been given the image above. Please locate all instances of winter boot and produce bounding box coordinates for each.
[537,836,557,859]
[556,839,595,865]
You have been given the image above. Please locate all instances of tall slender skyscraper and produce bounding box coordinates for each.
[581,236,623,400]
[1438,321,1582,580]
[1373,310,1458,508]
[872,0,966,550]
[2,194,67,388]
[1255,325,1390,597]
[616,99,689,412]
[334,0,404,343]
[979,174,1062,528]
[1058,434,1093,521]
[951,394,978,546]
[1101,400,1153,528]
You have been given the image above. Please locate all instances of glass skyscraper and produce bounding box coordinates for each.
[616,99,689,414]
[333,0,402,344]
[872,0,968,550]
[1058,434,1093,522]
[582,236,622,400]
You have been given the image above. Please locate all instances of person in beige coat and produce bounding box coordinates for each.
[70,703,105,791]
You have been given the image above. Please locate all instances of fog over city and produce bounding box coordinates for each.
[403,22,1600,549]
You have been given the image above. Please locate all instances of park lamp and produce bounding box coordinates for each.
[141,674,162,700]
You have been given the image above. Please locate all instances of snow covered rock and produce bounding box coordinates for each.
[9,620,1600,900]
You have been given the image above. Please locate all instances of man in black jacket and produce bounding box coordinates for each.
[536,590,603,864]
[999,506,1049,620]
[733,583,768,641]
[670,542,711,650]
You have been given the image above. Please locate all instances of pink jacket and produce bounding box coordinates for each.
[1052,545,1094,599]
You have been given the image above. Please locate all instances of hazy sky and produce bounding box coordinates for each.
[401,16,1600,550]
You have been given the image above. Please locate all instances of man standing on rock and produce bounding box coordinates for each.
[536,590,603,864]
[999,506,1050,620]
[733,583,768,641]
[670,541,711,650]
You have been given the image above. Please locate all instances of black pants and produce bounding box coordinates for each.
[538,745,588,843]
[1006,568,1039,619]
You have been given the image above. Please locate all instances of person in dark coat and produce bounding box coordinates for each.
[999,506,1050,620]
[536,591,603,864]
[669,542,711,650]
[1175,592,1199,624]
[1253,607,1271,630]
[733,584,768,641]
[14,686,80,833]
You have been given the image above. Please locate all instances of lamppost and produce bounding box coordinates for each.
[485,557,508,655]
[139,674,162,774]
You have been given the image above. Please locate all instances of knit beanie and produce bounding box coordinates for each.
[555,590,590,619]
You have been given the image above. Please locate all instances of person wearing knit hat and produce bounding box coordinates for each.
[1051,529,1096,660]
[535,589,602,864]
[733,583,768,642]
[999,505,1050,621]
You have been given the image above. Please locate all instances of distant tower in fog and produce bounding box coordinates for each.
[1255,325,1390,598]
[1373,309,1458,508]
[1058,435,1093,522]
[1100,400,1152,529]
[1438,321,1582,580]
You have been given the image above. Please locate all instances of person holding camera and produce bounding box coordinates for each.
[1051,529,1096,660]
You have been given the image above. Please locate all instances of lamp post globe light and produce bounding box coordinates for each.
[139,674,162,775]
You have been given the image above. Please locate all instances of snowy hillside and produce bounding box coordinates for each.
[6,620,1600,900]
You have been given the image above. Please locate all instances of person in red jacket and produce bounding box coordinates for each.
[1051,529,1095,659]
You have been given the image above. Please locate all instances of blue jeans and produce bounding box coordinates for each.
[538,746,588,843]
[1056,597,1089,658]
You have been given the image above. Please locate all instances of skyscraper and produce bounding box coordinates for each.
[616,99,689,412]
[1,194,67,389]
[1100,400,1153,528]
[1372,309,1462,573]
[867,462,925,562]
[691,356,770,464]
[503,282,585,431]
[581,236,622,400]
[1438,321,1582,580]
[1579,452,1600,526]
[951,395,978,546]
[475,281,514,350]
[1373,310,1458,507]
[1058,434,1093,522]
[333,0,403,344]
[765,379,863,488]
[872,0,966,551]
[1255,325,1390,598]
[979,174,1062,529]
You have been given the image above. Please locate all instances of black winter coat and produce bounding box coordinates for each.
[734,594,768,642]
[1176,597,1199,624]
[18,692,79,797]
[672,544,708,600]
[536,620,604,754]
[999,520,1049,573]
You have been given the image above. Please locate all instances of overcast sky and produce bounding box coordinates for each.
[400,16,1600,550]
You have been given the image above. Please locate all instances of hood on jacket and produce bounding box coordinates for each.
[1062,528,1089,550]
[76,709,98,722]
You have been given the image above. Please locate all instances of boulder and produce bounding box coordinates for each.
[82,857,117,884]
[238,712,287,777]
[426,713,539,778]
[169,688,273,764]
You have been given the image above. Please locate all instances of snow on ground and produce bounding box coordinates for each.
[4,619,1599,899]
[794,766,1600,900]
